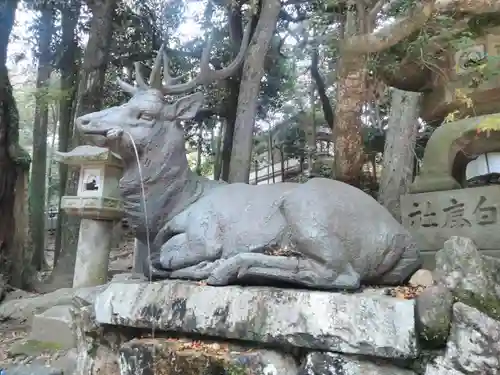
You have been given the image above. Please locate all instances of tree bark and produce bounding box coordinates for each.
[220,84,238,181]
[30,4,55,271]
[49,0,117,290]
[195,122,203,175]
[220,5,245,182]
[213,121,224,180]
[333,51,367,187]
[0,0,32,288]
[310,49,334,128]
[378,89,421,222]
[53,0,81,266]
[228,0,281,183]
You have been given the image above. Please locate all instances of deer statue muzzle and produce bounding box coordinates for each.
[76,24,422,290]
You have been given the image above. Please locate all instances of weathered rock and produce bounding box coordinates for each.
[95,280,419,359]
[29,305,75,349]
[0,364,63,375]
[425,302,500,375]
[0,285,106,321]
[8,339,66,357]
[424,357,466,375]
[433,236,500,320]
[50,349,78,375]
[298,352,416,375]
[408,349,445,375]
[415,285,453,348]
[69,297,123,375]
[119,338,298,375]
[409,269,434,287]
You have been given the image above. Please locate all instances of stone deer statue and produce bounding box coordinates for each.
[75,29,421,290]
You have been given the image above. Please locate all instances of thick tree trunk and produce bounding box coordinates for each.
[0,0,32,288]
[333,51,367,187]
[378,89,421,222]
[30,5,54,271]
[228,0,281,183]
[49,0,116,290]
[53,0,81,266]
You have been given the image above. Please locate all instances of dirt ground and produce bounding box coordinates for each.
[0,230,136,367]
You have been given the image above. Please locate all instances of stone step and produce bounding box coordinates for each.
[28,305,75,350]
[94,281,419,359]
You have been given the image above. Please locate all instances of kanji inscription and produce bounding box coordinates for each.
[406,195,497,229]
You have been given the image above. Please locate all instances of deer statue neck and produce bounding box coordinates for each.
[119,120,221,240]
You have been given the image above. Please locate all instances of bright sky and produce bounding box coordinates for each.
[8,1,205,69]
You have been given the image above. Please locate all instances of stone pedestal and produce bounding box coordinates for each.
[73,219,115,288]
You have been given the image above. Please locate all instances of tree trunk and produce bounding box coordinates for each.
[279,146,285,182]
[49,0,116,290]
[213,121,224,180]
[220,4,245,182]
[310,48,334,129]
[220,81,238,181]
[30,5,54,271]
[228,0,281,183]
[333,51,367,187]
[378,89,421,222]
[269,133,275,183]
[196,123,203,175]
[254,159,258,184]
[306,77,317,176]
[333,7,366,188]
[53,0,81,266]
[0,0,32,288]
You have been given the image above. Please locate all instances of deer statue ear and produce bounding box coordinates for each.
[164,92,204,121]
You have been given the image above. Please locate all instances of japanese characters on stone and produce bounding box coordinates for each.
[407,195,497,229]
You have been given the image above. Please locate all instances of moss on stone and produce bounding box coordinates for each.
[8,339,64,356]
[418,312,451,349]
[454,290,500,321]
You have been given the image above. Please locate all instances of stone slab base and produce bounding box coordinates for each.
[95,280,419,359]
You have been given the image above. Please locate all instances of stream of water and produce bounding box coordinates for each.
[123,131,157,342]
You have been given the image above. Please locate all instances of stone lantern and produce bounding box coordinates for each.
[54,145,124,288]
[382,23,500,268]
[420,28,500,123]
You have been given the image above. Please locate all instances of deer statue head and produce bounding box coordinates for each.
[75,25,251,164]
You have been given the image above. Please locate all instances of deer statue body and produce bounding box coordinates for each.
[75,30,421,290]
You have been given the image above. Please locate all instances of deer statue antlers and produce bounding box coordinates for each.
[117,23,252,96]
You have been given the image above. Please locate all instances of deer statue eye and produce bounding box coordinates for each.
[138,112,154,121]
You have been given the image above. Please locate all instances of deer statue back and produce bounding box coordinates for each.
[76,28,422,290]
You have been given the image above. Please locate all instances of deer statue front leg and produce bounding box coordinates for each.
[152,209,225,276]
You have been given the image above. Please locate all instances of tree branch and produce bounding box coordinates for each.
[436,0,500,14]
[342,1,435,54]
